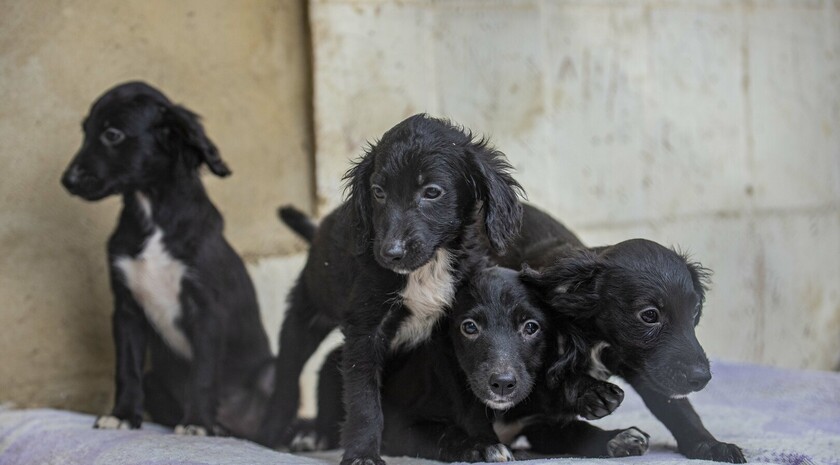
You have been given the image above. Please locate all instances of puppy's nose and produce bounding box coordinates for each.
[489,372,517,397]
[685,365,711,391]
[61,165,82,189]
[381,241,406,262]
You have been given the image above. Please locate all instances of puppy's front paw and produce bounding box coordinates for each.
[174,424,208,436]
[93,415,138,430]
[481,444,515,462]
[339,455,386,465]
[684,440,746,463]
[290,429,327,452]
[607,427,650,457]
[580,382,624,420]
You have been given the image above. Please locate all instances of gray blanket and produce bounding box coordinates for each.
[1,361,838,465]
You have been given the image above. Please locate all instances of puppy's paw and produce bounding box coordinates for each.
[580,382,624,420]
[93,415,138,430]
[607,427,650,457]
[684,440,746,463]
[339,455,386,465]
[290,429,326,452]
[174,424,208,436]
[481,444,515,462]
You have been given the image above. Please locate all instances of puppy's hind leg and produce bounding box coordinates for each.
[522,420,649,458]
[259,286,335,448]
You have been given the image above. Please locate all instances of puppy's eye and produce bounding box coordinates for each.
[371,185,386,201]
[461,319,479,337]
[100,128,125,146]
[638,307,661,325]
[522,320,540,336]
[422,185,443,200]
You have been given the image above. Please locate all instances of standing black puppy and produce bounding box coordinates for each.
[260,114,523,465]
[60,82,273,438]
[500,204,745,463]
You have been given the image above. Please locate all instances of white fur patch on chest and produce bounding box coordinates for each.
[114,194,192,360]
[390,249,456,351]
[493,415,540,445]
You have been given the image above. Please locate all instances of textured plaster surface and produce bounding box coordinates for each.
[310,0,840,370]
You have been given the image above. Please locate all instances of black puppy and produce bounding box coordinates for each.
[60,82,273,438]
[500,204,745,463]
[306,267,549,462]
[260,114,523,465]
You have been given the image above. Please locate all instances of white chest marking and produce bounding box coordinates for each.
[588,341,611,381]
[114,194,192,360]
[391,249,456,350]
[493,415,540,445]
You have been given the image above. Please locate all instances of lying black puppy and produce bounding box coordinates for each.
[307,267,548,462]
[60,82,273,438]
[283,206,643,461]
[260,114,524,465]
[499,204,745,463]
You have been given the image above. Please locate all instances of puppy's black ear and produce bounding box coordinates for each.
[342,150,375,254]
[679,251,712,322]
[465,140,524,254]
[158,104,231,177]
[520,250,604,318]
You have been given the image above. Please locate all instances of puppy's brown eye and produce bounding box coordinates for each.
[371,185,386,201]
[523,320,540,336]
[461,319,479,336]
[638,307,660,325]
[422,185,443,200]
[101,128,125,146]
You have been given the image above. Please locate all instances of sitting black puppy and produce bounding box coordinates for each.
[259,115,524,465]
[498,204,745,463]
[60,82,273,438]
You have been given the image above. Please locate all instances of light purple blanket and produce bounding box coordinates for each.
[1,361,838,465]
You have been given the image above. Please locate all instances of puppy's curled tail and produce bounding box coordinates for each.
[278,205,316,243]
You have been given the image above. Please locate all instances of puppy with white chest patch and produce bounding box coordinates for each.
[500,204,745,463]
[259,114,524,465]
[60,82,273,439]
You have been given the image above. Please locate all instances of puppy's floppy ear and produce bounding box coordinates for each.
[342,149,376,254]
[678,250,712,322]
[520,250,605,318]
[465,140,525,254]
[157,104,231,177]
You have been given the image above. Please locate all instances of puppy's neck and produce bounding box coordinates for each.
[122,176,219,234]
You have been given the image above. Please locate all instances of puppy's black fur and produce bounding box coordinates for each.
[502,204,745,463]
[297,267,550,462]
[260,115,524,465]
[60,82,273,439]
[283,206,640,460]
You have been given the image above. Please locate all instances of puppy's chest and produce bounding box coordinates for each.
[114,218,193,360]
[390,250,456,351]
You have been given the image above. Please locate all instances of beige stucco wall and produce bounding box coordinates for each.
[0,0,312,412]
[310,0,840,370]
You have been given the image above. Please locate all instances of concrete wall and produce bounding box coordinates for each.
[310,0,840,370]
[0,0,837,417]
[0,0,312,412]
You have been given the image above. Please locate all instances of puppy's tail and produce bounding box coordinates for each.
[278,205,316,243]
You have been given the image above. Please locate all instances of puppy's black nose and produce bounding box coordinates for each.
[685,365,711,391]
[489,372,517,396]
[381,241,406,262]
[61,165,82,189]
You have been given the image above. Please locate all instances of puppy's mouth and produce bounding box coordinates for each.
[375,246,438,274]
[483,399,516,410]
[641,371,701,399]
